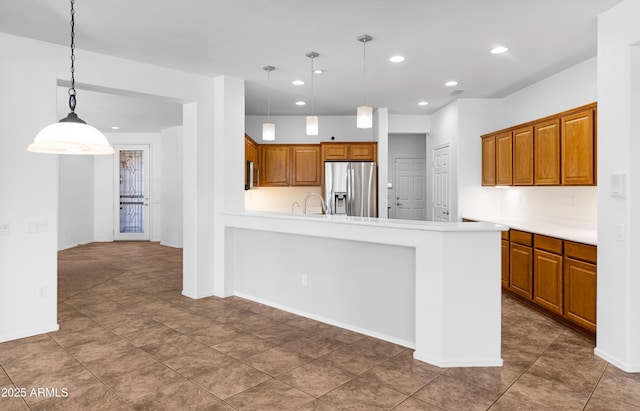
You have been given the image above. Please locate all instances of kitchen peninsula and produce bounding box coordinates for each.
[223,211,507,367]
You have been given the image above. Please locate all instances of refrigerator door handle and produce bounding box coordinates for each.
[346,163,353,216]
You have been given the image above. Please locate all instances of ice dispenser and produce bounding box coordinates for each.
[333,192,347,214]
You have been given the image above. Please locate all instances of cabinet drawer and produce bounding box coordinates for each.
[534,234,563,254]
[510,230,532,246]
[565,241,597,264]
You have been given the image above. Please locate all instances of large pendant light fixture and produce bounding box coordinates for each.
[356,34,373,129]
[305,51,319,136]
[262,65,276,141]
[27,0,114,155]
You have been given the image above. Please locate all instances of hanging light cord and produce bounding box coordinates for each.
[362,39,367,106]
[267,69,271,121]
[68,0,77,113]
[310,56,315,115]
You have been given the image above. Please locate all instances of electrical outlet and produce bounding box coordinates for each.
[301,274,308,286]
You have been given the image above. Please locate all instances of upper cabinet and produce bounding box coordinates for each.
[495,131,513,186]
[292,145,321,186]
[534,119,560,185]
[561,108,596,185]
[481,135,496,186]
[260,145,291,186]
[513,126,534,185]
[481,102,597,187]
[321,142,377,162]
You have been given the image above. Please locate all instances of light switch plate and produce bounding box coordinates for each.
[0,222,9,235]
[611,173,626,198]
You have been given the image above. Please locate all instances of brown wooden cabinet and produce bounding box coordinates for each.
[509,230,533,299]
[321,142,377,162]
[534,119,561,185]
[244,134,259,188]
[260,145,291,186]
[481,103,596,187]
[533,235,563,315]
[561,108,596,185]
[481,135,496,186]
[292,145,321,186]
[496,131,513,185]
[501,232,510,288]
[513,126,534,185]
[564,241,597,332]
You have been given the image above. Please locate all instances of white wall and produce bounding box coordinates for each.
[94,133,162,242]
[58,155,95,250]
[245,115,373,143]
[594,0,640,372]
[0,34,60,342]
[160,126,183,248]
[0,33,217,343]
[388,115,430,134]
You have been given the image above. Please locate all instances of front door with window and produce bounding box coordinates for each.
[114,145,150,241]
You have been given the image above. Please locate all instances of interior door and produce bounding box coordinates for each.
[394,158,427,220]
[432,144,450,222]
[114,145,150,241]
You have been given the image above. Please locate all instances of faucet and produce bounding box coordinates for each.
[291,201,300,214]
[303,192,327,214]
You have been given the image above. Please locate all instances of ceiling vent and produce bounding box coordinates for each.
[449,89,465,96]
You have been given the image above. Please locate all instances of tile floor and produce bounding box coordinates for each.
[1,242,639,410]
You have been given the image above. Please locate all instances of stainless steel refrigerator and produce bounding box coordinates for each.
[324,161,377,217]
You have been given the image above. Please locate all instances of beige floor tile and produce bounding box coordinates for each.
[3,349,80,382]
[244,346,311,376]
[186,323,247,346]
[393,397,446,410]
[162,346,235,378]
[252,322,310,345]
[140,333,208,361]
[283,335,347,359]
[320,376,408,411]
[592,364,640,407]
[30,382,127,411]
[83,347,159,380]
[502,372,590,410]
[212,334,277,360]
[413,375,501,411]
[278,360,356,397]
[584,393,640,410]
[190,361,270,400]
[15,364,98,404]
[66,337,134,363]
[295,399,341,410]
[226,379,314,410]
[103,362,185,402]
[130,380,221,410]
[361,350,441,395]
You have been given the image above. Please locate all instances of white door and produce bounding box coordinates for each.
[432,144,450,222]
[394,158,427,220]
[114,145,150,241]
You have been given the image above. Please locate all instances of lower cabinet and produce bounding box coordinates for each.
[501,229,597,333]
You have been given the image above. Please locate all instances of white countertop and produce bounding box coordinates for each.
[226,210,508,233]
[463,215,597,245]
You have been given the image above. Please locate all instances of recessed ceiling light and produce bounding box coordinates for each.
[389,55,405,63]
[292,80,304,86]
[313,69,325,74]
[418,101,429,106]
[445,80,458,87]
[490,46,509,54]
[295,101,306,106]
[111,126,120,130]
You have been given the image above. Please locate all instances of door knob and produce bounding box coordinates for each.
[397,203,403,206]
[443,211,449,215]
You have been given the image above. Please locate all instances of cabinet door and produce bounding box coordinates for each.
[496,131,513,185]
[564,257,597,332]
[510,243,533,299]
[513,126,534,185]
[481,136,496,186]
[322,143,349,160]
[350,143,376,161]
[260,146,291,186]
[502,239,510,288]
[561,109,595,185]
[533,249,563,314]
[292,145,321,186]
[534,119,560,185]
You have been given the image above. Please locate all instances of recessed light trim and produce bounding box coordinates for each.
[445,80,458,87]
[295,101,306,106]
[389,55,405,63]
[111,126,120,130]
[292,80,304,86]
[490,46,509,54]
[313,69,325,74]
[418,101,429,106]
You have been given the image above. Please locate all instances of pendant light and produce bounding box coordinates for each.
[356,34,373,129]
[27,0,114,155]
[305,51,319,136]
[262,65,276,141]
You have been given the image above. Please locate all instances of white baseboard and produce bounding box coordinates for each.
[594,347,640,373]
[181,289,218,299]
[0,324,60,344]
[160,241,183,249]
[234,291,415,350]
[413,351,503,368]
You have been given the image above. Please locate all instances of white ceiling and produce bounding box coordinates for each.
[0,0,622,132]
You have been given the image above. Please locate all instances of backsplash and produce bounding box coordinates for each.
[499,186,597,226]
[244,186,323,214]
